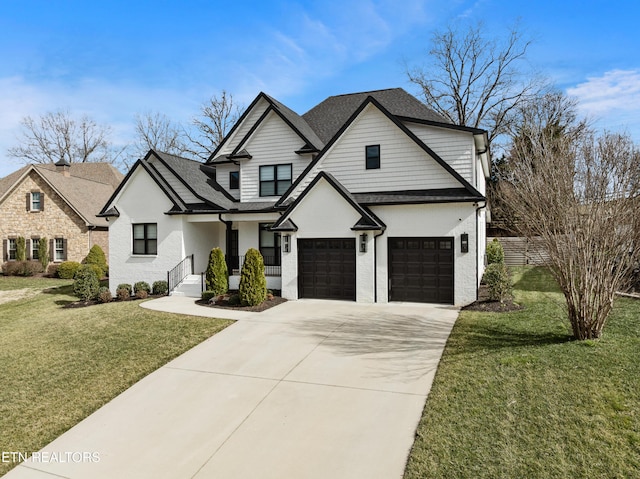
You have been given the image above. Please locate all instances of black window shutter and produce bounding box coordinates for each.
[49,239,54,261]
[41,194,45,211]
[2,239,6,261]
[26,239,31,260]
[26,193,30,211]
[62,239,67,261]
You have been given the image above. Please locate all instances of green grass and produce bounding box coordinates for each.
[404,267,640,479]
[0,277,232,476]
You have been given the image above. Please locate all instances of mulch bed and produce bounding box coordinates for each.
[461,284,523,313]
[196,295,287,312]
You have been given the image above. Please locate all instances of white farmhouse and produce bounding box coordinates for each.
[100,88,490,305]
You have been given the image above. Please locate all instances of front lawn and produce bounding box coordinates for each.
[0,277,232,476]
[404,267,640,479]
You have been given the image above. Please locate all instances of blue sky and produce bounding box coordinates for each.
[1,0,639,176]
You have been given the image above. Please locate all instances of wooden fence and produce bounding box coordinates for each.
[487,237,550,266]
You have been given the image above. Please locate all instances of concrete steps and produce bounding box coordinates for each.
[170,274,202,298]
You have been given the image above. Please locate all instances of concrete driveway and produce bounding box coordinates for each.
[5,298,459,479]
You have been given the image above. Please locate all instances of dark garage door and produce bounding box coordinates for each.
[298,238,356,301]
[389,237,454,304]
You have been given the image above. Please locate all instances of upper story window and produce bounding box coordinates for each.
[132,223,157,255]
[229,171,240,190]
[29,191,43,211]
[366,145,380,169]
[260,164,292,197]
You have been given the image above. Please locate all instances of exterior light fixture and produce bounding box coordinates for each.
[359,233,368,253]
[461,233,469,253]
[283,234,291,253]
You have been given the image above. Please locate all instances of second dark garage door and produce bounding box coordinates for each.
[389,237,454,304]
[298,238,356,301]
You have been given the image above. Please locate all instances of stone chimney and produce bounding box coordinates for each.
[55,158,71,177]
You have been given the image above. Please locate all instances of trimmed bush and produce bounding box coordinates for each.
[201,290,218,302]
[73,265,100,301]
[15,237,26,262]
[2,261,43,276]
[134,281,151,299]
[116,284,132,301]
[46,263,59,277]
[97,286,112,303]
[486,238,505,265]
[83,245,108,277]
[58,261,81,279]
[152,280,169,296]
[86,263,104,279]
[38,237,49,270]
[238,248,267,306]
[205,247,228,295]
[228,293,241,306]
[483,263,513,303]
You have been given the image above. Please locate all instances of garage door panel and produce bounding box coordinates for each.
[298,238,356,301]
[389,237,454,305]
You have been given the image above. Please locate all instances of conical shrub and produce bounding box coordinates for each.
[238,248,267,306]
[205,247,228,295]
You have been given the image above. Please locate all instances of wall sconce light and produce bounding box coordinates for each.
[283,234,290,253]
[461,233,469,253]
[359,233,368,253]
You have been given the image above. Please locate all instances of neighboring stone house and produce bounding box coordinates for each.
[0,160,123,268]
[101,88,490,306]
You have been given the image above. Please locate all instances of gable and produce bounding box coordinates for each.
[216,97,271,157]
[113,165,176,216]
[239,111,314,202]
[287,103,464,200]
[282,176,364,237]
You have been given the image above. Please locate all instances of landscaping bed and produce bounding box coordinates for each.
[196,291,287,312]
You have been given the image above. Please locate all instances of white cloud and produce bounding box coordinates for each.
[567,69,640,114]
[566,69,640,140]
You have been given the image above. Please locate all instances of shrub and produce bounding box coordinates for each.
[86,263,104,279]
[46,263,59,277]
[201,290,218,302]
[152,280,168,296]
[483,263,513,303]
[486,238,505,265]
[228,293,241,306]
[38,237,49,270]
[1,261,43,276]
[134,281,151,299]
[97,286,112,303]
[116,284,132,301]
[83,245,108,276]
[205,247,228,295]
[58,261,81,279]
[73,265,100,301]
[238,248,267,306]
[15,237,26,262]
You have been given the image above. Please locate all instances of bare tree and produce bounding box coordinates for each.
[185,91,241,161]
[500,114,640,339]
[407,23,539,145]
[8,110,112,164]
[133,112,187,158]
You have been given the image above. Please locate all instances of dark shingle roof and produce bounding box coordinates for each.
[352,188,484,205]
[302,88,450,144]
[264,94,324,150]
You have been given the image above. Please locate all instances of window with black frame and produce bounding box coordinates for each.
[259,223,281,266]
[132,223,157,255]
[259,164,291,196]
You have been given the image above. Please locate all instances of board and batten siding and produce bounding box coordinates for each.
[217,98,270,157]
[291,104,462,197]
[405,122,474,183]
[240,111,313,202]
[147,156,201,204]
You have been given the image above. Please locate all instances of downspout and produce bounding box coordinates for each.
[476,201,487,301]
[373,228,386,303]
[218,213,233,271]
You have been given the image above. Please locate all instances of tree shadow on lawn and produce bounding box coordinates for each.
[514,267,561,293]
[42,284,76,306]
[456,322,572,356]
